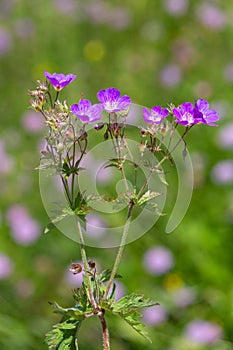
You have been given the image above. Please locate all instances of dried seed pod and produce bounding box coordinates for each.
[69,262,82,274]
[88,260,96,269]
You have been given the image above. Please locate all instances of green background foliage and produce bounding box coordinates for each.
[0,0,233,349]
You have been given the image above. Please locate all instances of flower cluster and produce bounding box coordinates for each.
[40,71,219,130]
[143,100,219,127]
[172,99,219,126]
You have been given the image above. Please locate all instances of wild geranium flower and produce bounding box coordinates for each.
[185,319,223,345]
[142,106,169,124]
[97,87,131,113]
[194,99,219,126]
[71,99,103,123]
[44,71,76,91]
[172,102,196,126]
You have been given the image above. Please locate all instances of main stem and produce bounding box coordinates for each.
[104,201,134,299]
[99,314,110,350]
[76,219,97,309]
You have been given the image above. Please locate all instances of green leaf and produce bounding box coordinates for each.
[123,311,152,342]
[137,190,160,207]
[62,161,72,178]
[45,318,81,350]
[102,293,159,343]
[113,293,158,314]
[98,269,122,284]
[48,300,92,319]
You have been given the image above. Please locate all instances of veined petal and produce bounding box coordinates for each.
[44,71,76,91]
[97,87,130,113]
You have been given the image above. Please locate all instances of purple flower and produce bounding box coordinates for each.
[173,99,219,126]
[97,87,131,113]
[142,106,169,124]
[22,110,44,133]
[0,253,13,279]
[211,160,233,184]
[160,63,181,87]
[194,99,219,126]
[44,71,76,91]
[172,102,196,126]
[0,27,12,56]
[217,123,233,149]
[143,305,167,326]
[185,319,223,345]
[172,287,196,308]
[143,246,174,276]
[71,99,103,123]
[197,4,226,31]
[86,213,107,238]
[6,205,40,245]
[164,0,188,16]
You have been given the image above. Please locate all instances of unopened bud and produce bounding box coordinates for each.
[94,123,105,131]
[79,131,87,141]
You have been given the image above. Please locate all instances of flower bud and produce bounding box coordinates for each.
[94,123,105,131]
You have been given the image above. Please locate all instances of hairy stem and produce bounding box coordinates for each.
[99,314,110,350]
[76,219,97,309]
[104,201,134,299]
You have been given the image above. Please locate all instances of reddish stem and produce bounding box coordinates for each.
[99,313,110,350]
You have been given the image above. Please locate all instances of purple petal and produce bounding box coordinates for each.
[44,71,76,90]
[89,104,103,122]
[142,107,151,122]
[117,95,131,110]
[195,99,219,126]
[196,99,209,112]
[97,87,131,113]
[172,107,182,119]
[97,88,120,103]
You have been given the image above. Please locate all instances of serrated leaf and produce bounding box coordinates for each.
[137,190,160,206]
[113,293,158,314]
[103,293,159,342]
[123,311,152,342]
[45,318,81,350]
